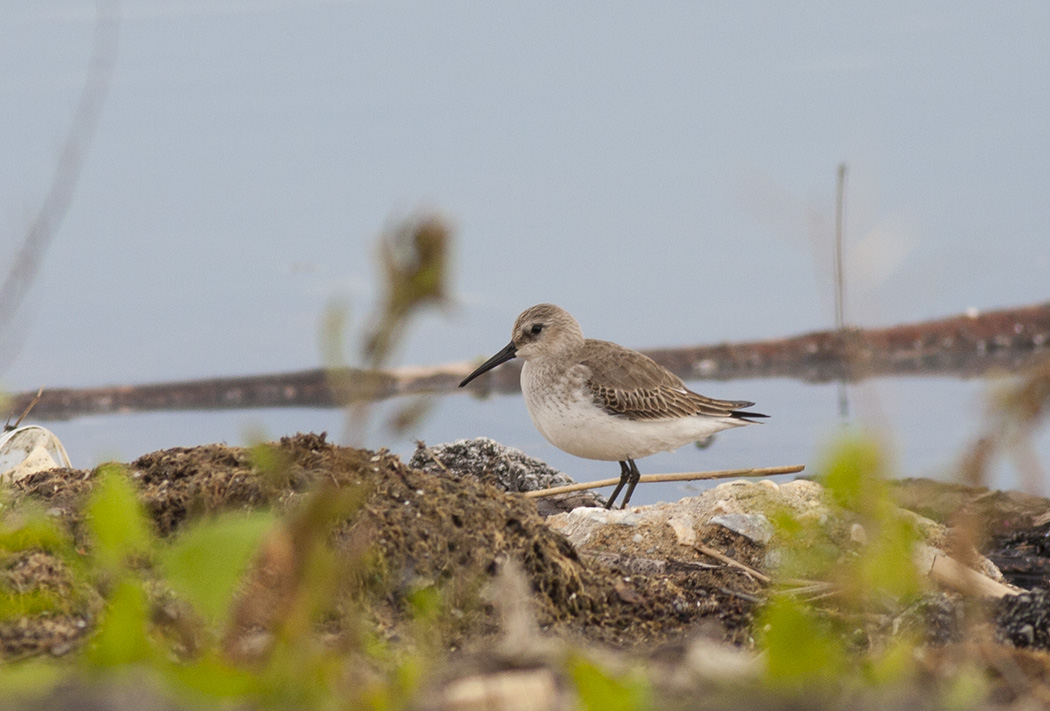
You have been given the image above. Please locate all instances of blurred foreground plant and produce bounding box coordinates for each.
[760,431,925,692]
[321,214,453,444]
[365,215,451,368]
[0,454,439,710]
[964,356,1050,493]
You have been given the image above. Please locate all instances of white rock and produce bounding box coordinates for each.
[667,516,697,546]
[546,506,642,547]
[0,426,72,483]
[709,513,775,545]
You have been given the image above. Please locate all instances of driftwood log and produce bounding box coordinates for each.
[5,302,1050,422]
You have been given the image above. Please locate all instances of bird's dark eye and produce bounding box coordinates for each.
[530,323,543,335]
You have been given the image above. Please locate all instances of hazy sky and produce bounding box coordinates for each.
[2,2,1049,493]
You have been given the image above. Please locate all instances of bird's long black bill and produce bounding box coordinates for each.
[459,341,518,387]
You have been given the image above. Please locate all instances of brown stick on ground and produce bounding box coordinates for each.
[693,543,773,584]
[522,465,806,499]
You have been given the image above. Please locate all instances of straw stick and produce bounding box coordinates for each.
[522,464,805,498]
[693,542,772,584]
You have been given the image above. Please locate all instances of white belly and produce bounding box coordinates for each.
[520,362,745,461]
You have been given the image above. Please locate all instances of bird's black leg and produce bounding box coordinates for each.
[605,461,632,509]
[618,459,642,509]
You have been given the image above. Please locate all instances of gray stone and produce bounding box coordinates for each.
[708,513,775,545]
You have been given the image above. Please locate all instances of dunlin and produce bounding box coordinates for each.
[459,304,767,508]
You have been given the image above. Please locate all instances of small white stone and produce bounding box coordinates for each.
[781,479,820,494]
[713,480,749,492]
[667,516,697,546]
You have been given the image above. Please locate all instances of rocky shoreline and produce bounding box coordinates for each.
[2,433,1050,709]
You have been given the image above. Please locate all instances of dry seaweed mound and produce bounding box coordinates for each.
[0,551,98,661]
[335,437,754,646]
[1,433,756,660]
[996,590,1050,649]
[9,435,338,540]
[339,443,600,626]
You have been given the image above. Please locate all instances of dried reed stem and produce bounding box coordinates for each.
[522,464,805,498]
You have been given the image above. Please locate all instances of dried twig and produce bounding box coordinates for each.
[693,543,772,584]
[522,465,805,499]
[4,386,44,431]
[775,577,839,600]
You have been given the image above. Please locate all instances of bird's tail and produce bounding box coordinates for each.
[730,409,769,424]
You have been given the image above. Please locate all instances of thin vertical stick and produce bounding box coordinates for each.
[834,163,850,421]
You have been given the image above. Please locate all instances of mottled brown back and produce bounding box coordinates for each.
[579,339,757,421]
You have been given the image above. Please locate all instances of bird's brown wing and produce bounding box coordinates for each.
[579,339,757,421]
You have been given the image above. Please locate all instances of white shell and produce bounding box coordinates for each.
[0,426,72,483]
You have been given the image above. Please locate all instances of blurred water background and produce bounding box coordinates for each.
[2,2,1049,505]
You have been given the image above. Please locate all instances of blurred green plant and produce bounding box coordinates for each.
[0,502,87,621]
[158,513,274,625]
[87,578,153,667]
[823,433,922,602]
[568,653,651,711]
[84,463,152,573]
[0,451,445,710]
[770,432,922,601]
[760,430,924,691]
[760,593,846,685]
[0,217,457,708]
[0,504,71,558]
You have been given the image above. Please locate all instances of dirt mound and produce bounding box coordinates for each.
[0,433,756,660]
[9,433,1050,667]
[9,434,1050,708]
[0,550,95,661]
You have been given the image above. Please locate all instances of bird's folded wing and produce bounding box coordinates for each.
[579,340,754,421]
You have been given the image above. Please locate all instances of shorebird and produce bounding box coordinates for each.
[459,304,767,508]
